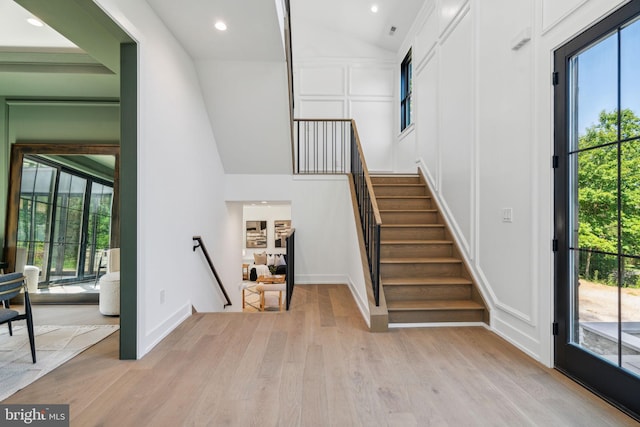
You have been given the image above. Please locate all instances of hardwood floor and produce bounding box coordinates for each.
[14,303,119,326]
[4,285,638,426]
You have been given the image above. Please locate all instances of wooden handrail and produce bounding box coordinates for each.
[350,120,382,225]
[348,120,382,306]
[192,236,231,308]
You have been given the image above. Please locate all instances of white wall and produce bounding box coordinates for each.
[95,0,236,358]
[293,60,396,172]
[196,59,292,175]
[292,10,397,173]
[399,0,629,366]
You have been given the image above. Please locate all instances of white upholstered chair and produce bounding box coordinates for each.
[99,248,120,316]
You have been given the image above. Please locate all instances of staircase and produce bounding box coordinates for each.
[371,174,488,325]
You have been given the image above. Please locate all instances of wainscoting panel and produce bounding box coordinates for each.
[350,99,394,172]
[414,4,438,71]
[299,66,345,96]
[349,66,395,97]
[415,53,439,190]
[439,0,469,37]
[438,8,473,251]
[298,99,346,119]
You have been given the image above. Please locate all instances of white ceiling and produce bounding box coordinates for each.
[145,0,425,58]
[146,0,286,61]
[0,0,425,60]
[293,0,425,52]
[0,0,77,49]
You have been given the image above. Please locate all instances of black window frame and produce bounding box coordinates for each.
[400,48,412,132]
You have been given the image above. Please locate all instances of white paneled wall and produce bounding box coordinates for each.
[541,0,589,33]
[438,7,473,253]
[294,61,396,172]
[399,0,629,366]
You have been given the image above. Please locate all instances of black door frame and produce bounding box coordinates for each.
[554,0,640,418]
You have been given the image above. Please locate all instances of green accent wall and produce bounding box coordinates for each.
[0,98,7,259]
[0,100,119,260]
[7,101,120,142]
[119,43,137,360]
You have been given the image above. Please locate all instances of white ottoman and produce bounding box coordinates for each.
[23,265,40,293]
[99,272,120,316]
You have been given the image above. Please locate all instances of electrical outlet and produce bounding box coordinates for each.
[160,289,165,304]
[502,208,513,223]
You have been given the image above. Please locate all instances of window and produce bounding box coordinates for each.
[400,49,413,131]
[17,155,114,286]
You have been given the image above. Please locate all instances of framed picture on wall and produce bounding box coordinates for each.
[246,220,267,248]
[274,220,291,248]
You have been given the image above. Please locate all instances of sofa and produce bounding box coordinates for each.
[248,252,287,281]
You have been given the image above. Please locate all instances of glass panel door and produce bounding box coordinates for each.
[84,182,113,278]
[554,2,640,417]
[17,158,57,281]
[49,172,87,282]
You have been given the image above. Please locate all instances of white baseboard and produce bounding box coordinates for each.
[142,302,191,357]
[389,322,489,329]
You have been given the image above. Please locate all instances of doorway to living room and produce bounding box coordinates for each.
[241,202,291,312]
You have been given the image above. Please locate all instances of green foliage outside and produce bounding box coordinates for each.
[17,189,112,275]
[578,109,640,287]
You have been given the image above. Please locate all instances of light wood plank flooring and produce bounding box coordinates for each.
[4,285,638,426]
[28,304,120,326]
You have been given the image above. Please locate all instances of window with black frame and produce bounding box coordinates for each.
[17,155,114,287]
[400,48,412,132]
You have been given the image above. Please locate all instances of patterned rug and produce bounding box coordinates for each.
[0,324,119,402]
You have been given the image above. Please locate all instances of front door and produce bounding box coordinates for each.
[554,1,640,417]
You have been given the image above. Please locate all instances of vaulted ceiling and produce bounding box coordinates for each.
[0,0,425,173]
[0,0,425,98]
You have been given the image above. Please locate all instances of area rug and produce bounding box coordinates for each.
[0,324,119,402]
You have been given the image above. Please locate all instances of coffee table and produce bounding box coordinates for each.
[256,275,285,284]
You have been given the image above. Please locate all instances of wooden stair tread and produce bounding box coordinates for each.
[381,240,452,245]
[371,173,489,325]
[374,183,424,187]
[381,257,462,264]
[382,277,472,286]
[371,174,419,177]
[387,300,484,311]
[380,209,437,212]
[381,224,444,228]
[376,195,431,199]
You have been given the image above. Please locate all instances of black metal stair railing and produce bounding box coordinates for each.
[349,122,382,306]
[293,119,351,174]
[192,236,232,308]
[293,119,382,305]
[285,229,295,310]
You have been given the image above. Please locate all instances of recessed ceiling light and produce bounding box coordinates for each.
[214,21,227,31]
[370,4,379,13]
[27,17,44,27]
